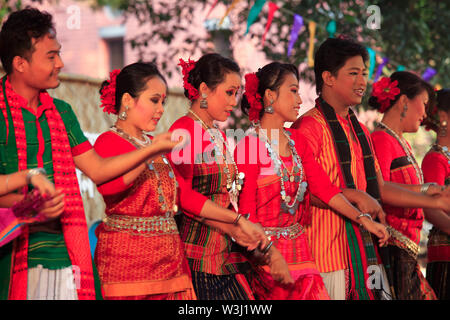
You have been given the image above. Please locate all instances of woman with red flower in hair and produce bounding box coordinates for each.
[166,53,272,300]
[369,71,450,299]
[236,62,390,300]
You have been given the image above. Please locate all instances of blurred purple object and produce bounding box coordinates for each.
[422,67,437,81]
[287,14,304,57]
[374,57,389,82]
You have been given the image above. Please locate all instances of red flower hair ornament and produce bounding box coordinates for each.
[244,73,263,123]
[371,77,401,113]
[178,58,199,101]
[100,69,121,114]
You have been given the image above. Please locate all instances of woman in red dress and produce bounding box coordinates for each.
[421,88,450,299]
[93,62,268,300]
[168,54,273,300]
[236,62,390,299]
[369,72,450,299]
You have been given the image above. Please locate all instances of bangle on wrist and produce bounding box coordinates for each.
[26,168,47,185]
[262,241,273,255]
[233,213,242,226]
[356,213,372,225]
[420,182,437,194]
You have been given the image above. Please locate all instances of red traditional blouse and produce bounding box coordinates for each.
[422,150,450,262]
[168,116,248,275]
[371,130,424,245]
[93,131,201,298]
[235,128,341,265]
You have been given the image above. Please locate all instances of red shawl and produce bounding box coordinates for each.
[0,77,96,300]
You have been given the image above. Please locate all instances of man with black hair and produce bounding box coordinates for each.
[0,7,180,300]
[291,37,449,300]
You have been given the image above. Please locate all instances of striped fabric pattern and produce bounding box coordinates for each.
[170,116,248,276]
[295,108,381,273]
[190,271,254,300]
[177,159,248,275]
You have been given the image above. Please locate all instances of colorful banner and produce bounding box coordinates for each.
[326,20,336,38]
[287,14,304,57]
[374,56,389,81]
[422,67,437,81]
[206,0,219,19]
[307,20,316,67]
[367,47,376,79]
[245,0,267,35]
[219,0,242,26]
[261,2,279,46]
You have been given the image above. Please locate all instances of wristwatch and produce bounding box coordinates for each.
[26,168,47,185]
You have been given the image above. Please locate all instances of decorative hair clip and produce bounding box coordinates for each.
[371,77,401,113]
[244,73,263,123]
[100,69,121,114]
[178,58,199,101]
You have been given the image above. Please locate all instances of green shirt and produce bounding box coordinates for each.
[0,77,90,269]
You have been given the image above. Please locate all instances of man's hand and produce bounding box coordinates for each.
[38,189,65,219]
[348,189,387,225]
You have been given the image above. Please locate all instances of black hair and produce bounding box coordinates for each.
[241,62,299,120]
[0,7,55,74]
[100,62,167,113]
[184,53,240,100]
[423,88,450,133]
[314,36,368,94]
[436,89,450,112]
[368,71,434,112]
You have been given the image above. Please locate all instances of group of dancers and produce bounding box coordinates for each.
[0,7,449,300]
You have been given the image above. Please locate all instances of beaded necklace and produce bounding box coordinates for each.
[110,125,151,147]
[188,110,245,211]
[253,124,308,215]
[110,125,179,216]
[377,122,424,184]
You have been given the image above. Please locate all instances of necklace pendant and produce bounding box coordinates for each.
[290,175,295,182]
[173,204,178,213]
[285,195,291,203]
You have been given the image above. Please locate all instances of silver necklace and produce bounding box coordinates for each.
[377,122,424,184]
[188,110,245,212]
[253,124,308,215]
[110,125,151,147]
[109,125,178,216]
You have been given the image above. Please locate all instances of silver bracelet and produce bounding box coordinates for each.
[420,182,437,194]
[5,174,11,192]
[26,168,47,185]
[356,213,372,224]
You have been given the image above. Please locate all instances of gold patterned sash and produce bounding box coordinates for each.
[386,225,419,260]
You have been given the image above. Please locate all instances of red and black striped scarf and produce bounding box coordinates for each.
[316,97,382,300]
[0,76,95,300]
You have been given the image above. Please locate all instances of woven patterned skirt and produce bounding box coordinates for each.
[190,271,255,300]
[383,245,436,300]
[426,261,450,300]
